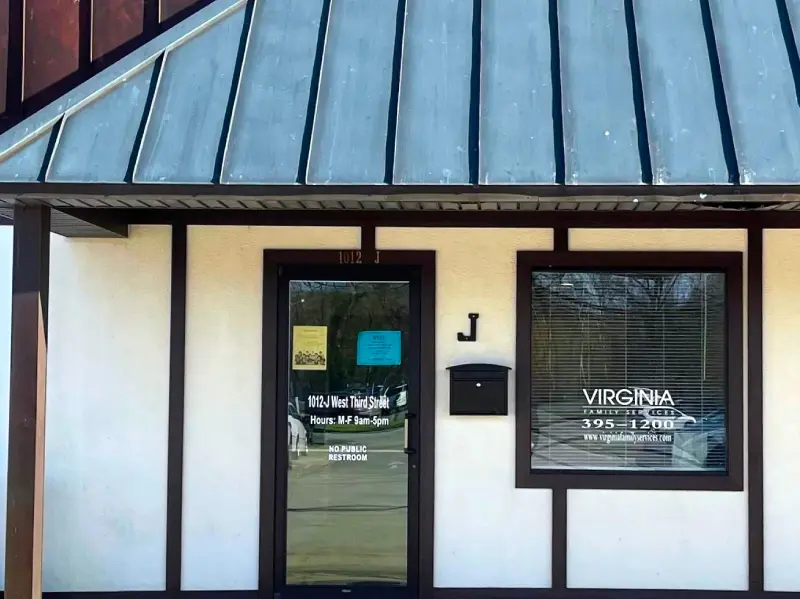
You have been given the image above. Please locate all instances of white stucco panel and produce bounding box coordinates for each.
[379,228,555,588]
[181,226,359,590]
[44,225,172,591]
[763,229,800,592]
[566,229,748,591]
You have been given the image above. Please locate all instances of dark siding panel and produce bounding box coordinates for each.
[92,0,144,60]
[24,0,79,98]
[160,0,201,21]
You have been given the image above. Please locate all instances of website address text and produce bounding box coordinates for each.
[584,432,673,444]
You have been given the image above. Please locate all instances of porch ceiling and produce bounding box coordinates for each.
[1,0,800,193]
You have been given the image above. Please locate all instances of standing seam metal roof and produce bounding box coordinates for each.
[1,0,800,188]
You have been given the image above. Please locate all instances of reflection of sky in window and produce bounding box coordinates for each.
[534,271,721,311]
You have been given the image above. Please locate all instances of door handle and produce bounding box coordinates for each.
[404,413,416,454]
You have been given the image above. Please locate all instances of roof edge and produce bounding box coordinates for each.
[0,0,246,163]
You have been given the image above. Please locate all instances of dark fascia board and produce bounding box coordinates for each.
[55,206,800,229]
[60,210,129,237]
[515,250,745,492]
[2,182,800,198]
[0,588,793,598]
[0,207,128,237]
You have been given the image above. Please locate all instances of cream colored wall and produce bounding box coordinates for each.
[378,228,555,588]
[763,229,800,593]
[45,226,173,591]
[0,223,794,591]
[567,229,748,590]
[379,227,751,590]
[0,226,173,591]
[181,226,359,590]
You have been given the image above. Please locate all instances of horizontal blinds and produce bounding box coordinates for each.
[530,270,727,472]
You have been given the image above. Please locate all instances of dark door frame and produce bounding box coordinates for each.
[260,249,436,599]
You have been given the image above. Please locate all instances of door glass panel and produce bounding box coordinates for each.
[286,280,410,586]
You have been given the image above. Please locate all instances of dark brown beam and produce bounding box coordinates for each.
[747,227,764,591]
[78,0,91,70]
[144,0,160,36]
[166,224,187,591]
[551,228,569,589]
[551,487,567,589]
[8,181,800,199]
[5,203,50,599]
[360,223,376,261]
[553,228,568,251]
[56,206,800,230]
[53,209,129,238]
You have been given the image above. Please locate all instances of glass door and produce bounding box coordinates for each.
[275,265,419,599]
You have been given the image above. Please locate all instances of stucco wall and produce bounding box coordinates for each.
[181,226,360,590]
[763,229,800,593]
[379,228,750,591]
[0,225,172,591]
[565,229,749,591]
[0,224,794,591]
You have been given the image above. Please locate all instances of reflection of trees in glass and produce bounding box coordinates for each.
[531,269,727,469]
[530,270,728,471]
[532,271,726,414]
[290,281,410,399]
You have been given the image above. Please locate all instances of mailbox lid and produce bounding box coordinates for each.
[447,363,511,381]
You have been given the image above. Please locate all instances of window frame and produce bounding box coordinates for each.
[515,250,744,491]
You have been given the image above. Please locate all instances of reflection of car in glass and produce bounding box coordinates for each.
[289,401,317,445]
[385,384,407,412]
[671,408,726,470]
[287,410,308,457]
[530,399,726,471]
[638,405,697,429]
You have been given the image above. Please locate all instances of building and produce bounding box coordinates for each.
[0,0,797,598]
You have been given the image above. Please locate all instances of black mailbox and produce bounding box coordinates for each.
[447,363,511,416]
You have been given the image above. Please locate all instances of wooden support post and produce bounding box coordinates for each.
[5,204,50,599]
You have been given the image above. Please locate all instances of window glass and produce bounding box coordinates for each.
[530,270,727,472]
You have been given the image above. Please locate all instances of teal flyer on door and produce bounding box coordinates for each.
[357,331,402,366]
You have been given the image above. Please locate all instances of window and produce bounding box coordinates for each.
[515,251,743,491]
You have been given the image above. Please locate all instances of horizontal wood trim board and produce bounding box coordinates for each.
[56,207,800,229]
[0,590,793,598]
[7,182,800,197]
[433,591,798,599]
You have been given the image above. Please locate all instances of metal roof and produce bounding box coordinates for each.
[2,0,800,190]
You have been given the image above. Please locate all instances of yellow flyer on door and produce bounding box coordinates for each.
[292,326,328,370]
